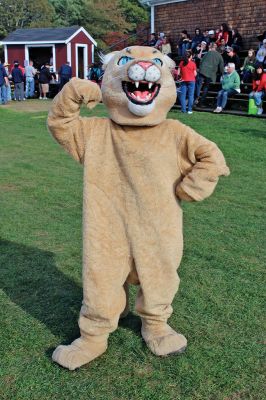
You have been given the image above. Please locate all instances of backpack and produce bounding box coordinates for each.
[90,68,99,82]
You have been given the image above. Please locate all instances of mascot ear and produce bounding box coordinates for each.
[163,54,176,70]
[100,51,120,70]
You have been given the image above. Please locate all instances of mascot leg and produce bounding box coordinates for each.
[120,282,130,319]
[134,236,187,356]
[52,200,131,370]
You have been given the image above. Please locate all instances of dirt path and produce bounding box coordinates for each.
[3,99,52,113]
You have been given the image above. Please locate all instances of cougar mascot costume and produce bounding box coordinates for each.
[48,46,229,370]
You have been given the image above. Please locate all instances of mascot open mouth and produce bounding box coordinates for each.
[122,81,160,105]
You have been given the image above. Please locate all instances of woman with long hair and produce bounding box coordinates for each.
[177,50,197,114]
[216,23,230,46]
[241,49,256,83]
[249,64,266,115]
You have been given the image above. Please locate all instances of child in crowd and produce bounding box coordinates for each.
[160,37,172,57]
[249,64,266,115]
[177,50,197,114]
[241,49,256,83]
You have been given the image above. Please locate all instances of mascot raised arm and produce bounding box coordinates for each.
[48,46,229,370]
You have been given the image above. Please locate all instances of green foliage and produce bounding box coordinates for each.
[0,0,148,48]
[0,104,265,399]
[0,0,55,38]
[49,0,85,26]
[119,0,148,28]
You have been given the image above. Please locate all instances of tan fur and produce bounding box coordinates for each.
[47,46,229,370]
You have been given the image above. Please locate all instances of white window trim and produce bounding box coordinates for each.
[25,44,56,70]
[151,5,155,33]
[4,45,8,63]
[67,42,72,65]
[75,43,88,78]
[91,44,94,63]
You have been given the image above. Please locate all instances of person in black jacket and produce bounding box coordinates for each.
[223,47,241,72]
[39,63,52,99]
[231,28,243,53]
[12,62,25,101]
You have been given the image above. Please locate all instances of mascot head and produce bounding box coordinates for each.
[101,46,176,126]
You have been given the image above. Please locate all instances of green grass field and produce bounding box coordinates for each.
[0,104,265,400]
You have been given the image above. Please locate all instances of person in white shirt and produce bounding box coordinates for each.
[25,60,36,98]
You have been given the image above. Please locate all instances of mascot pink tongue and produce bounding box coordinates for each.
[48,46,230,370]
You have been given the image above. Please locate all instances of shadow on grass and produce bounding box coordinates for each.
[242,128,266,138]
[0,239,81,340]
[0,239,142,342]
[119,312,141,336]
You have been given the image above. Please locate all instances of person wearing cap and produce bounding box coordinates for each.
[193,41,208,68]
[195,42,224,107]
[155,32,165,49]
[11,61,25,101]
[213,62,240,113]
[0,60,9,105]
[249,64,266,115]
[223,47,241,72]
[208,30,216,43]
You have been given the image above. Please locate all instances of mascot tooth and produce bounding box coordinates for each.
[48,46,230,370]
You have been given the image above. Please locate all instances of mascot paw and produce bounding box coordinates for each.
[142,323,187,356]
[52,337,107,370]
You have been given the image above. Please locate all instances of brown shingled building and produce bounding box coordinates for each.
[139,0,266,49]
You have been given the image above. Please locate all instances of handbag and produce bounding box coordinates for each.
[248,98,258,115]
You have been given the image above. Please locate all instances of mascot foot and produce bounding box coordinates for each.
[141,321,187,356]
[52,337,108,370]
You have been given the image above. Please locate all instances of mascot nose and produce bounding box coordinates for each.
[137,61,153,70]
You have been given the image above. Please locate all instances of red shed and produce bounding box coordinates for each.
[0,26,97,78]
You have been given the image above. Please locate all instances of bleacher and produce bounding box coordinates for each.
[172,49,266,118]
[101,36,265,118]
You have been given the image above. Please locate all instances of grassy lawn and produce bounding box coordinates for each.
[0,103,265,400]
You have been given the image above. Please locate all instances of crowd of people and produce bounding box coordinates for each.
[1,25,266,115]
[0,57,105,105]
[0,60,74,104]
[149,26,266,115]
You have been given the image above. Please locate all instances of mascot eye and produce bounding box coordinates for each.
[152,58,163,66]
[118,56,133,66]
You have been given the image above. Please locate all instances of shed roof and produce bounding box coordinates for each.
[1,26,97,46]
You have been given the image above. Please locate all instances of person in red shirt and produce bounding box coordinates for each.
[216,23,230,47]
[177,50,197,113]
[249,64,266,115]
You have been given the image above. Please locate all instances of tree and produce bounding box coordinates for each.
[49,0,84,26]
[119,0,148,30]
[0,0,55,39]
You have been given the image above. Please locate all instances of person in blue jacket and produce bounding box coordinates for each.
[59,61,72,90]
